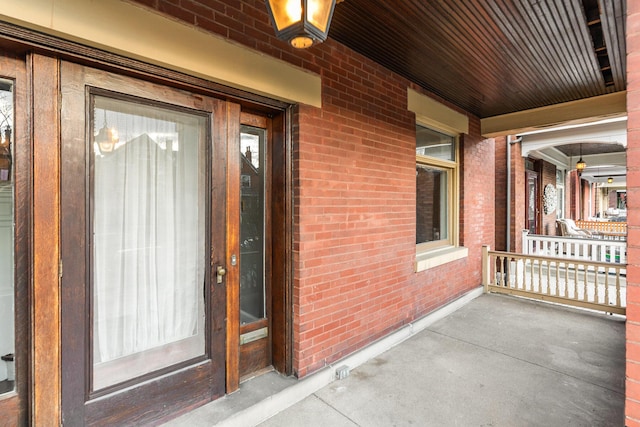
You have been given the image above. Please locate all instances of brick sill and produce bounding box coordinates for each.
[415,246,468,272]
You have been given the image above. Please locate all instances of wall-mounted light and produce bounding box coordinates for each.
[265,0,337,49]
[0,126,11,181]
[607,176,614,184]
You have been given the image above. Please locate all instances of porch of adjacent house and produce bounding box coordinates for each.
[163,291,625,426]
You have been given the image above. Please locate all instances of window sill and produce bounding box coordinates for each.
[415,246,468,272]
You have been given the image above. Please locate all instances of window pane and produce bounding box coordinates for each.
[416,125,455,161]
[240,126,265,324]
[416,164,448,244]
[0,80,14,394]
[92,95,207,390]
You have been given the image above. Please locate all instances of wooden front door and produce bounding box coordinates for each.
[526,171,539,234]
[60,62,230,425]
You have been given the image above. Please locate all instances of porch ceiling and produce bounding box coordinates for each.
[521,118,627,184]
[330,0,626,120]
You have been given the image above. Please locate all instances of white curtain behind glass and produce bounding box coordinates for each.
[92,96,205,388]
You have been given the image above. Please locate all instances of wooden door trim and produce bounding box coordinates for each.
[31,53,61,426]
[270,109,292,375]
[225,103,241,393]
[0,22,289,112]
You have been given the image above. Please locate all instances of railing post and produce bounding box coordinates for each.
[521,229,529,254]
[482,245,489,293]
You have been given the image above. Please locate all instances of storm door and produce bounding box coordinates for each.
[526,171,539,234]
[60,62,228,425]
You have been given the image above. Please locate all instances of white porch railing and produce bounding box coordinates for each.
[482,246,626,315]
[522,230,627,265]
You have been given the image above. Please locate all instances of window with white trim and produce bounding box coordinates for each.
[416,124,459,251]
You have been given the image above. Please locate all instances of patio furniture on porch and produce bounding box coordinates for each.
[575,220,627,241]
[556,218,594,238]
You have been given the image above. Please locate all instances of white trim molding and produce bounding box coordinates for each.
[408,88,469,135]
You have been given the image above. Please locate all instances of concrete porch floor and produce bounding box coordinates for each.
[164,293,625,426]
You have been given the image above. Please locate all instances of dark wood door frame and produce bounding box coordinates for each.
[0,50,32,427]
[0,26,294,423]
[269,109,292,376]
[226,110,291,392]
[525,170,540,234]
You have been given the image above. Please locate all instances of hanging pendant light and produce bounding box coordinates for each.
[95,110,119,154]
[265,0,337,49]
[575,144,586,177]
[0,126,11,181]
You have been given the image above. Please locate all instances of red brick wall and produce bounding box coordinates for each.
[293,47,492,376]
[568,171,581,219]
[511,142,526,252]
[495,137,507,251]
[132,0,494,378]
[628,1,640,425]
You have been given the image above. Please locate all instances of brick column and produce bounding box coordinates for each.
[511,139,525,253]
[627,2,640,425]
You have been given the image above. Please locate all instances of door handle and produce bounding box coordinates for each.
[216,266,227,284]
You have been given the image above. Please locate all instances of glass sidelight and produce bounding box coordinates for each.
[240,126,266,325]
[0,80,13,395]
[91,95,207,390]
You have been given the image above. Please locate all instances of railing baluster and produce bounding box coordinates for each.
[594,266,599,304]
[545,259,550,295]
[604,267,610,306]
[565,262,570,299]
[583,263,589,302]
[529,258,534,292]
[554,261,560,296]
[616,269,622,307]
[573,264,584,299]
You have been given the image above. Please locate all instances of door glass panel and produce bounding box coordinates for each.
[240,126,265,325]
[91,95,207,390]
[527,175,537,233]
[0,80,13,394]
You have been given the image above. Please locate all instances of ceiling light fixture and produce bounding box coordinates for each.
[575,144,586,176]
[265,0,337,49]
[607,176,613,184]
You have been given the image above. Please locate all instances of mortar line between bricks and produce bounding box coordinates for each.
[425,328,625,396]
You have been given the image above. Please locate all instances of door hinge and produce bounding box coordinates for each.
[59,258,63,279]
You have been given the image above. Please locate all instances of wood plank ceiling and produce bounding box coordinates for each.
[329,0,626,119]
